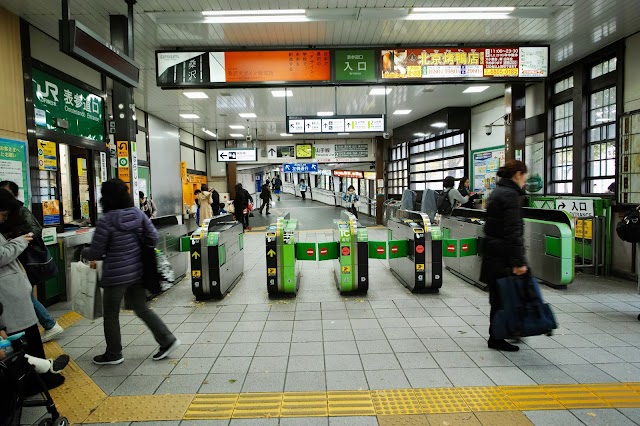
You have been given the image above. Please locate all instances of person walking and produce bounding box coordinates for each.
[193,189,201,225]
[342,185,360,219]
[480,160,529,352]
[210,186,221,217]
[259,183,272,215]
[139,191,157,219]
[233,184,249,231]
[83,179,180,365]
[197,184,214,226]
[299,179,308,200]
[272,175,283,201]
[0,180,64,343]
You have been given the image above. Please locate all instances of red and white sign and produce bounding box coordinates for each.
[376,246,385,255]
[320,248,328,256]
[462,244,469,252]
[415,245,424,254]
[342,247,350,256]
[333,170,364,179]
[447,245,455,253]
[391,246,398,254]
[306,248,315,257]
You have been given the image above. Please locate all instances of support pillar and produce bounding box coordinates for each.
[375,136,387,225]
[504,84,526,162]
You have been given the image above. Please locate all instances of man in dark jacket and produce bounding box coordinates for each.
[233,184,249,230]
[272,175,283,201]
[259,183,272,215]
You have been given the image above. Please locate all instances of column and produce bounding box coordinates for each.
[504,84,526,162]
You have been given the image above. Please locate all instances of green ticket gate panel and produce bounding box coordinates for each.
[191,214,244,300]
[368,241,387,259]
[266,215,300,297]
[332,211,369,294]
[295,242,317,261]
[318,242,339,260]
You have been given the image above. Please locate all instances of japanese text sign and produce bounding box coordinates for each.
[555,199,594,218]
[335,49,376,81]
[283,163,319,173]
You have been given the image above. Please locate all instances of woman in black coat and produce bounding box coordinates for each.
[480,160,529,352]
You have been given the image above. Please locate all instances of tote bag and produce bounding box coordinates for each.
[70,261,102,320]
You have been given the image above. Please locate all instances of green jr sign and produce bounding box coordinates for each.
[32,68,105,141]
[334,49,376,81]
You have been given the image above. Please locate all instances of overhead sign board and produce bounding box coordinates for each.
[283,163,319,173]
[555,199,594,218]
[381,46,548,80]
[334,49,376,81]
[334,170,364,179]
[217,148,257,162]
[288,115,385,134]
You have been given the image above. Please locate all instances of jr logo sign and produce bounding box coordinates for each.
[35,81,59,105]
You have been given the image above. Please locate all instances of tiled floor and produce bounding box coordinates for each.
[21,197,640,425]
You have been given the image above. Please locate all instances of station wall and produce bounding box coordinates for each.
[470,97,506,152]
[624,32,640,113]
[0,7,26,141]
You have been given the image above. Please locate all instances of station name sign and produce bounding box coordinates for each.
[287,115,385,134]
[156,46,548,88]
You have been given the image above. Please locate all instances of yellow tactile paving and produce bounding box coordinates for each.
[233,392,282,418]
[587,383,640,407]
[327,390,376,416]
[457,387,517,412]
[414,387,471,414]
[281,391,328,417]
[183,393,239,419]
[371,389,423,416]
[500,385,564,411]
[84,395,194,423]
[542,384,610,409]
[55,311,84,329]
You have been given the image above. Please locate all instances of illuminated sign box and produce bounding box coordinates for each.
[334,170,364,179]
[287,115,385,134]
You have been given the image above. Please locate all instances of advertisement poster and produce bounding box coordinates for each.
[525,141,545,193]
[471,146,505,193]
[0,138,29,203]
[42,199,60,225]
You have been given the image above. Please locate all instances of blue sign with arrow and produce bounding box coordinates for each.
[283,163,319,173]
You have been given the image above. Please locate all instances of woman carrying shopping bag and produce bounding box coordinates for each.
[83,179,180,365]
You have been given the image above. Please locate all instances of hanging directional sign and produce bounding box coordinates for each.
[283,163,319,173]
[287,115,385,134]
[217,148,257,162]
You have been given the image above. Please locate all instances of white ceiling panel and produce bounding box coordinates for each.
[1,0,639,140]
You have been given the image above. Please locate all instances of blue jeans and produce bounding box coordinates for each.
[31,293,56,330]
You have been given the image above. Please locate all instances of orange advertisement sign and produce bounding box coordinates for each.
[225,50,331,83]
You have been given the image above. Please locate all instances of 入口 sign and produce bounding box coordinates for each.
[555,199,594,218]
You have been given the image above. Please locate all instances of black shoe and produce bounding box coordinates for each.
[93,353,124,365]
[488,339,519,352]
[266,212,271,215]
[153,339,181,361]
[51,354,70,373]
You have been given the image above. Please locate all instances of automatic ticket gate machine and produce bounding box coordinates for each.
[266,214,301,297]
[329,211,369,294]
[387,210,443,293]
[190,214,244,300]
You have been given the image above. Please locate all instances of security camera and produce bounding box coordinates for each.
[383,132,391,140]
[484,125,492,136]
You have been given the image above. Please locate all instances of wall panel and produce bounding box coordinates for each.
[0,8,26,140]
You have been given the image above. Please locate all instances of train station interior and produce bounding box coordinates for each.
[1,1,640,425]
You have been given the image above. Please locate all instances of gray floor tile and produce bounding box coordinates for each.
[434,316,468,327]
[185,313,217,323]
[570,347,624,364]
[322,319,351,330]
[326,370,369,391]
[240,312,269,322]
[296,302,322,311]
[404,368,452,388]
[421,338,461,352]
[227,331,262,343]
[560,364,616,383]
[254,342,290,357]
[322,310,349,320]
[292,329,324,343]
[347,309,376,319]
[356,339,393,354]
[171,357,215,375]
[503,349,553,366]
[324,340,358,355]
[280,417,329,425]
[383,327,418,340]
[395,352,438,370]
[131,359,175,376]
[294,320,323,331]
[353,328,387,341]
[378,318,410,328]
[618,409,640,424]
[112,375,165,395]
[443,367,494,387]
[467,351,515,367]
[325,354,362,371]
[210,356,252,374]
[290,341,324,356]
[285,371,326,391]
[323,329,355,341]
[288,355,325,372]
[249,356,289,373]
[524,410,584,425]
[264,321,295,331]
[241,372,286,392]
[228,419,277,425]
[374,309,403,318]
[328,417,378,426]
[185,343,224,358]
[93,375,128,395]
[175,322,208,334]
[360,353,401,370]
[156,374,207,394]
[268,311,295,321]
[195,331,232,345]
[389,338,427,353]
[364,369,410,390]
[520,365,577,384]
[536,348,589,365]
[219,342,258,357]
[413,327,449,339]
[260,331,293,343]
[295,310,322,321]
[215,313,243,322]
[594,363,640,381]
[432,352,475,368]
[350,319,381,330]
[481,366,536,385]
[570,409,636,426]
[605,346,640,363]
[200,373,246,393]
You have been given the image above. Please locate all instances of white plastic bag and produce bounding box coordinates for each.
[70,261,103,320]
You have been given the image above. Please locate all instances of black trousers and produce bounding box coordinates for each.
[301,191,306,200]
[349,204,358,219]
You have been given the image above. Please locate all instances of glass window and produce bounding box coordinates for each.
[554,76,574,94]
[408,131,465,191]
[591,57,617,79]
[586,86,616,193]
[386,143,408,195]
[550,101,574,194]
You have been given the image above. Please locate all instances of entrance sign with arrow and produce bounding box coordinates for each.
[555,198,594,217]
[287,114,384,134]
[217,148,257,162]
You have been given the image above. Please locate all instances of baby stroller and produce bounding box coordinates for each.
[0,333,68,426]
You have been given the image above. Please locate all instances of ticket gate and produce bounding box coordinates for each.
[441,207,575,289]
[190,214,244,300]
[329,211,369,294]
[387,210,443,293]
[266,214,301,297]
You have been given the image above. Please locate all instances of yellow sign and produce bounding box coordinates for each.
[37,140,57,171]
[575,219,593,240]
[42,200,60,225]
[416,263,425,272]
[192,270,201,278]
[117,141,130,182]
[180,161,187,182]
[341,266,351,274]
[268,268,277,276]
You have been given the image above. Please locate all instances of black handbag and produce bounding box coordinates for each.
[19,239,58,285]
[617,207,640,243]
[139,234,161,295]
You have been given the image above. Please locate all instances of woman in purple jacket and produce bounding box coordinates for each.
[83,179,179,365]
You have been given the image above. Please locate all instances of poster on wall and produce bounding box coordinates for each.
[619,112,640,205]
[0,138,29,203]
[471,146,505,193]
[525,141,545,194]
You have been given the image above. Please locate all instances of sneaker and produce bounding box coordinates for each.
[152,339,181,361]
[41,323,64,343]
[488,338,519,352]
[93,353,124,365]
[50,354,70,374]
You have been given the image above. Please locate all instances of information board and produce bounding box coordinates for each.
[288,115,384,134]
[37,140,57,171]
[217,148,257,162]
[471,146,505,193]
[0,138,29,203]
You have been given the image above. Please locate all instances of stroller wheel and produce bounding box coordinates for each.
[38,420,53,426]
[53,417,69,426]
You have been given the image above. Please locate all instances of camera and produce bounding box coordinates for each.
[383,132,390,140]
[484,125,492,136]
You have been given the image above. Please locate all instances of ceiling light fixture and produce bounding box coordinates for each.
[202,128,217,137]
[201,9,307,24]
[179,113,200,119]
[414,132,426,137]
[183,91,209,99]
[431,122,447,128]
[463,86,490,93]
[202,9,305,16]
[229,133,244,137]
[229,125,245,129]
[408,6,514,20]
[369,88,392,95]
[317,111,334,116]
[239,113,257,118]
[280,133,293,137]
[271,90,293,97]
[393,109,412,115]
[338,133,350,135]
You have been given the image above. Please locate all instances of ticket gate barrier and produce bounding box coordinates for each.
[386,210,443,293]
[266,214,301,297]
[190,214,244,300]
[441,207,574,289]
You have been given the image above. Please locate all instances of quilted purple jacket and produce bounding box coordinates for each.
[82,207,158,287]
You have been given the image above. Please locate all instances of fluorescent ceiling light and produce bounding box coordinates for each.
[369,88,392,95]
[408,13,511,20]
[201,128,217,137]
[202,9,305,16]
[409,7,514,20]
[338,133,350,135]
[414,133,426,137]
[280,133,293,137]
[431,122,447,128]
[180,113,200,119]
[183,91,208,99]
[393,109,411,115]
[229,133,244,137]
[229,125,245,129]
[272,90,293,97]
[239,112,257,118]
[412,7,515,13]
[317,111,334,116]
[463,86,490,93]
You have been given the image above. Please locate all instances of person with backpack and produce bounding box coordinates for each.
[272,175,283,201]
[259,183,272,215]
[438,176,470,215]
[299,179,308,200]
[479,160,529,352]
